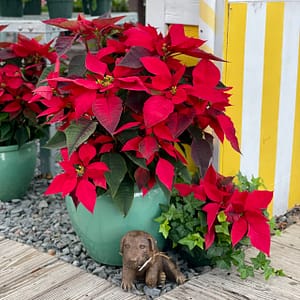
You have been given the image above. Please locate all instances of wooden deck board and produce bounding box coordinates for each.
[0,223,299,300]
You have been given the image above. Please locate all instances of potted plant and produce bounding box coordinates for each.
[46,0,73,19]
[0,29,57,201]
[0,0,23,17]
[88,0,112,16]
[23,0,42,15]
[155,169,284,279]
[33,15,274,270]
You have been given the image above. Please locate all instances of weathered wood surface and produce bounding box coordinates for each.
[0,223,299,300]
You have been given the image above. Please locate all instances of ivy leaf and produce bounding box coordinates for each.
[158,219,171,239]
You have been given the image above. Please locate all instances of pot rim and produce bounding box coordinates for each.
[0,140,36,153]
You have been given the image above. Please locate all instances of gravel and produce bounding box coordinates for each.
[0,175,299,299]
[0,177,208,299]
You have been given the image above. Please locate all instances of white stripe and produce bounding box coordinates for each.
[198,20,215,51]
[240,2,266,178]
[273,3,300,216]
[203,0,216,11]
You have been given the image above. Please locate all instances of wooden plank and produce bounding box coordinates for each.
[33,272,118,300]
[145,0,167,33]
[0,239,33,257]
[0,260,83,299]
[165,0,199,25]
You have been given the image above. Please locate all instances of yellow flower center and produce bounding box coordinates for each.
[170,86,177,95]
[162,43,168,52]
[97,75,114,87]
[75,164,85,176]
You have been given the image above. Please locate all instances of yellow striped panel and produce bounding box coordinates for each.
[219,3,247,176]
[199,0,216,53]
[200,0,215,30]
[259,2,284,215]
[289,39,300,209]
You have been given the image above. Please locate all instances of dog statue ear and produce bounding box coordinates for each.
[147,235,157,252]
[120,235,125,256]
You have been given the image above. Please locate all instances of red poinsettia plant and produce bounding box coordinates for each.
[0,26,57,146]
[156,166,279,279]
[31,14,241,216]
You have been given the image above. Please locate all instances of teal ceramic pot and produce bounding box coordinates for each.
[0,141,37,201]
[24,0,42,15]
[88,0,112,16]
[65,186,168,266]
[0,0,23,17]
[47,0,73,18]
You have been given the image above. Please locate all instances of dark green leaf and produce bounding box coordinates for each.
[43,130,66,149]
[65,118,97,154]
[101,153,127,197]
[37,65,55,87]
[111,175,134,216]
[68,54,87,77]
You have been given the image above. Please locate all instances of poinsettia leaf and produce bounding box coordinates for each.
[111,175,134,216]
[34,85,54,99]
[191,136,213,177]
[247,220,271,256]
[65,118,97,155]
[202,202,220,231]
[204,228,215,249]
[217,114,240,153]
[231,217,248,247]
[36,65,55,87]
[86,52,107,75]
[43,130,66,149]
[156,157,174,191]
[54,34,78,57]
[139,136,158,160]
[124,152,147,169]
[118,46,152,69]
[68,54,87,77]
[143,96,174,128]
[93,95,123,134]
[76,179,97,213]
[134,167,150,190]
[101,152,127,197]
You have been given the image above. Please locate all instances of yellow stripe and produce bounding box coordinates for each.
[289,37,300,209]
[200,0,216,30]
[259,2,284,215]
[219,2,247,175]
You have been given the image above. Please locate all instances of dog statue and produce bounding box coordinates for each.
[120,230,186,291]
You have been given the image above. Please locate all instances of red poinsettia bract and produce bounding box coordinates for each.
[175,165,273,256]
[45,144,109,213]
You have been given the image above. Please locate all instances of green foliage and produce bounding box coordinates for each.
[155,172,284,280]
[235,171,266,191]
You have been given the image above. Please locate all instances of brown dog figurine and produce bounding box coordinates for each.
[120,230,186,291]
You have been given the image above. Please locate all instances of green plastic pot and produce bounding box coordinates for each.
[47,0,73,19]
[88,0,112,16]
[24,0,41,15]
[0,0,23,17]
[0,141,37,201]
[65,186,168,266]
